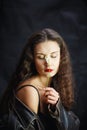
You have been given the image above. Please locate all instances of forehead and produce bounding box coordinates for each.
[34,40,60,53]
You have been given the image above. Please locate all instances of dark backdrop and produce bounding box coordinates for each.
[0,0,87,130]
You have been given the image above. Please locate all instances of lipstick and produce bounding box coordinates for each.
[45,69,53,72]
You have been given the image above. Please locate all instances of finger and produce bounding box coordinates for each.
[46,97,57,104]
[46,93,59,102]
[47,90,59,97]
[45,87,59,96]
[44,87,53,91]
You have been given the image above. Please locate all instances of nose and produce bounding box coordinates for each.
[44,56,51,66]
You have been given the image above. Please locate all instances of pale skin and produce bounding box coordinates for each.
[16,40,60,114]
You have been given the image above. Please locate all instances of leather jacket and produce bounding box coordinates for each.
[0,97,80,130]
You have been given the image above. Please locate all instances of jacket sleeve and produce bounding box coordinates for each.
[0,110,44,130]
[7,110,44,130]
[48,99,80,130]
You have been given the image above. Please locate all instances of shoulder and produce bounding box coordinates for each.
[16,84,39,114]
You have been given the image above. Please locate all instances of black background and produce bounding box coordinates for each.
[0,0,87,129]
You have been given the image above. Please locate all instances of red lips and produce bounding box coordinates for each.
[45,69,53,72]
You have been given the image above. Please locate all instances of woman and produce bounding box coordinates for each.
[0,28,80,130]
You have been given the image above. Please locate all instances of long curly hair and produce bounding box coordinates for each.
[0,28,74,113]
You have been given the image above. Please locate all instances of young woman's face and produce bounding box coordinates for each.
[34,40,60,78]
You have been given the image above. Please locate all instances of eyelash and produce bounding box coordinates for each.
[51,55,57,58]
[37,55,57,59]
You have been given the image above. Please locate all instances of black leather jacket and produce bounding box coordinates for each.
[0,97,80,130]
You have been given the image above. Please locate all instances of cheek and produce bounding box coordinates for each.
[35,60,43,72]
[35,60,42,67]
[54,58,60,70]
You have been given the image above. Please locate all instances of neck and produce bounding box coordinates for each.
[38,76,51,87]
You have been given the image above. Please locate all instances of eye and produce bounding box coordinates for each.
[37,55,45,59]
[51,53,58,58]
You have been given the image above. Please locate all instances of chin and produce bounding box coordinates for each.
[46,73,55,78]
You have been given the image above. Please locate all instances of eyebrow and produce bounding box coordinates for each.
[35,51,59,55]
